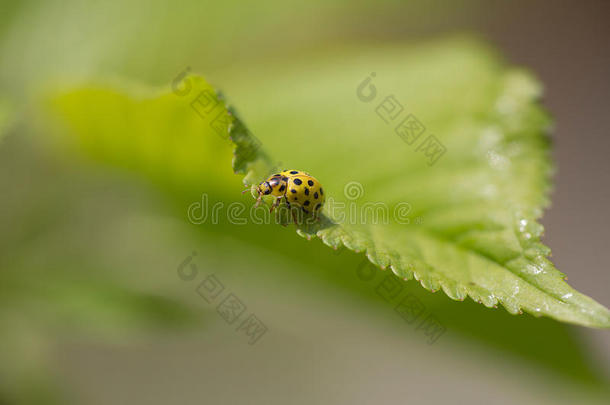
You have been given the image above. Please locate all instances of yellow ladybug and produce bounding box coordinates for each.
[246,169,325,221]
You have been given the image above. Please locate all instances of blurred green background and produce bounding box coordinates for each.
[1,0,609,404]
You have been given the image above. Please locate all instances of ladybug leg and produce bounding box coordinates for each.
[269,196,282,213]
[280,198,291,227]
[282,196,299,225]
[291,209,299,225]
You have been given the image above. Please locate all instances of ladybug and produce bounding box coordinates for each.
[245,169,325,222]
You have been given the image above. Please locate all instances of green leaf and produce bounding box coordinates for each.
[44,77,245,197]
[45,38,610,328]
[222,39,610,328]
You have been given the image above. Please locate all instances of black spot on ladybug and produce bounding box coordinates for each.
[291,189,297,194]
[294,178,302,185]
[264,189,271,195]
[307,180,314,186]
[302,208,309,214]
[314,192,319,199]
[320,188,324,195]
[304,188,309,195]
[290,171,299,174]
[279,185,285,192]
[281,176,288,181]
[304,200,310,206]
[315,203,321,210]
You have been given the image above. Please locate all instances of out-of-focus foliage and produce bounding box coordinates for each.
[0,98,13,141]
[0,135,203,404]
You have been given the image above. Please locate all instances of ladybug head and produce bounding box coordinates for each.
[256,181,273,196]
